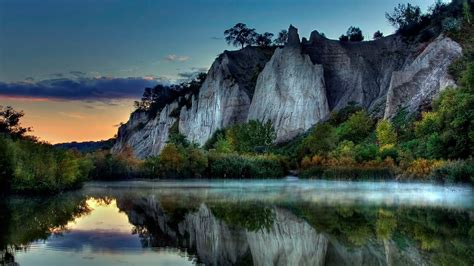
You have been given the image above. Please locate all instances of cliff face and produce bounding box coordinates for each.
[179,47,273,145]
[113,25,461,158]
[384,36,462,118]
[111,102,178,158]
[248,26,330,142]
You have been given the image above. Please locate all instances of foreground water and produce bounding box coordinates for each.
[1,179,473,266]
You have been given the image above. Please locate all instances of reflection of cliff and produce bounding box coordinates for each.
[116,196,429,266]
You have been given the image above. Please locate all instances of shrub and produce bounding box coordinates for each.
[431,160,474,183]
[404,159,446,179]
[346,26,364,42]
[376,120,397,146]
[336,111,374,143]
[300,123,338,157]
[354,143,379,163]
[226,120,276,153]
[441,17,462,32]
[88,147,142,180]
[379,144,399,161]
[208,152,285,178]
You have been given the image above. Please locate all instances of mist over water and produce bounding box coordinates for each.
[86,179,474,209]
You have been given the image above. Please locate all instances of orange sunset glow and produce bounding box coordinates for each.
[1,97,134,144]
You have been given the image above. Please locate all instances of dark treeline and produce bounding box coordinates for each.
[133,73,207,118]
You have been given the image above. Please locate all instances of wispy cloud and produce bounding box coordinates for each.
[177,67,209,79]
[0,76,169,102]
[164,54,190,62]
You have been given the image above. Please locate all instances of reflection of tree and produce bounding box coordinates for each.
[376,209,397,240]
[287,202,473,265]
[209,201,275,232]
[0,193,91,263]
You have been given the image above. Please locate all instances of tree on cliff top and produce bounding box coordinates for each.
[347,26,364,42]
[386,3,422,30]
[224,23,257,48]
[255,32,274,47]
[273,30,288,46]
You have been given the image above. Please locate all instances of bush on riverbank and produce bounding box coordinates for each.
[0,134,93,193]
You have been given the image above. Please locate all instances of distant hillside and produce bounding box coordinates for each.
[55,138,115,153]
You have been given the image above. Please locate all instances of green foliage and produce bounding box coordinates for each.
[336,111,374,143]
[463,0,472,24]
[328,103,364,126]
[354,143,378,163]
[461,62,474,90]
[376,120,397,146]
[88,148,142,180]
[144,144,208,178]
[415,87,474,159]
[226,120,276,153]
[0,135,93,193]
[431,160,474,183]
[300,123,338,156]
[213,134,233,153]
[208,152,285,178]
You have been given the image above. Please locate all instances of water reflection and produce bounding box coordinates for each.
[1,180,473,265]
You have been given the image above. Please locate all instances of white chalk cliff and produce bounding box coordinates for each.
[113,25,462,158]
[248,25,329,142]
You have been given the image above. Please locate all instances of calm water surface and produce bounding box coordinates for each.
[1,179,473,265]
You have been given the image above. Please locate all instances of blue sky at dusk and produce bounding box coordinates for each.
[0,0,446,143]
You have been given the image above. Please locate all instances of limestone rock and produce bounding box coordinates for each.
[111,102,178,158]
[179,47,273,145]
[384,36,462,118]
[248,27,329,142]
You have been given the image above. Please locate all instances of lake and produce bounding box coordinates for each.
[1,179,473,265]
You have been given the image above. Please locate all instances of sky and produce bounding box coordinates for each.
[0,0,444,143]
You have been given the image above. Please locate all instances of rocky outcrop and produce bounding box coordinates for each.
[179,47,274,145]
[248,25,329,142]
[111,102,178,158]
[113,25,462,158]
[384,36,462,118]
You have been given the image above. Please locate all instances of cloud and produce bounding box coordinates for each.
[0,76,167,102]
[164,54,190,62]
[69,71,86,77]
[50,73,64,78]
[177,67,209,79]
[211,36,222,40]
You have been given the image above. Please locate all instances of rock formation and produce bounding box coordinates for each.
[179,47,273,145]
[113,25,462,158]
[384,35,462,118]
[248,25,330,141]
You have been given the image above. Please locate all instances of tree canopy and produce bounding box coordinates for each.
[273,30,288,46]
[224,23,257,48]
